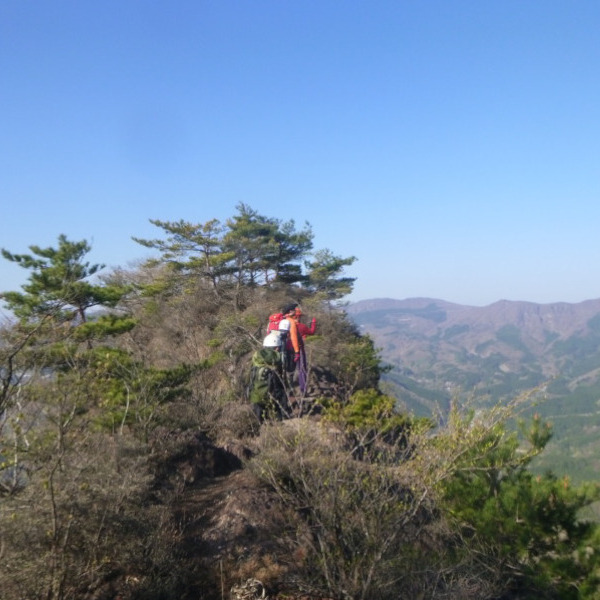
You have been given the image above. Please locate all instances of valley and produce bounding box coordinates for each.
[348,297,600,483]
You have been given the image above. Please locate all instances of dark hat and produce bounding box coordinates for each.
[281,303,298,315]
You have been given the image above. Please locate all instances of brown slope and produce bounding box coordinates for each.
[348,297,600,390]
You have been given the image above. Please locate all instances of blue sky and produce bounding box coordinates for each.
[2,1,599,309]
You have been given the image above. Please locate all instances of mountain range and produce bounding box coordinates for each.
[347,297,600,482]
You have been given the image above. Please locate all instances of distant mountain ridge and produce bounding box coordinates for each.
[347,297,600,481]
[349,296,600,340]
[348,297,600,379]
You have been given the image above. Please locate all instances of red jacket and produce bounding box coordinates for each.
[296,318,316,339]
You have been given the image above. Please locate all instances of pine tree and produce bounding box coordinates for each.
[132,217,231,294]
[222,203,313,287]
[1,234,128,328]
[305,248,357,301]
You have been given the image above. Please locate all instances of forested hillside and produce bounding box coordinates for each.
[347,297,600,482]
[1,206,600,600]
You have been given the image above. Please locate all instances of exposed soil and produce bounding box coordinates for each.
[161,432,304,600]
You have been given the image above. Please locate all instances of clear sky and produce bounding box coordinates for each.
[2,1,599,309]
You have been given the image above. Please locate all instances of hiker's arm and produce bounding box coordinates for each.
[289,321,300,354]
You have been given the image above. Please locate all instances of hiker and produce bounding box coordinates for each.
[248,347,288,422]
[262,303,309,397]
[278,303,301,370]
[278,303,311,394]
[295,307,316,339]
[262,304,296,366]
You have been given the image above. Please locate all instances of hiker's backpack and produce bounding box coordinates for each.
[263,312,287,349]
[248,348,284,406]
[267,312,284,332]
